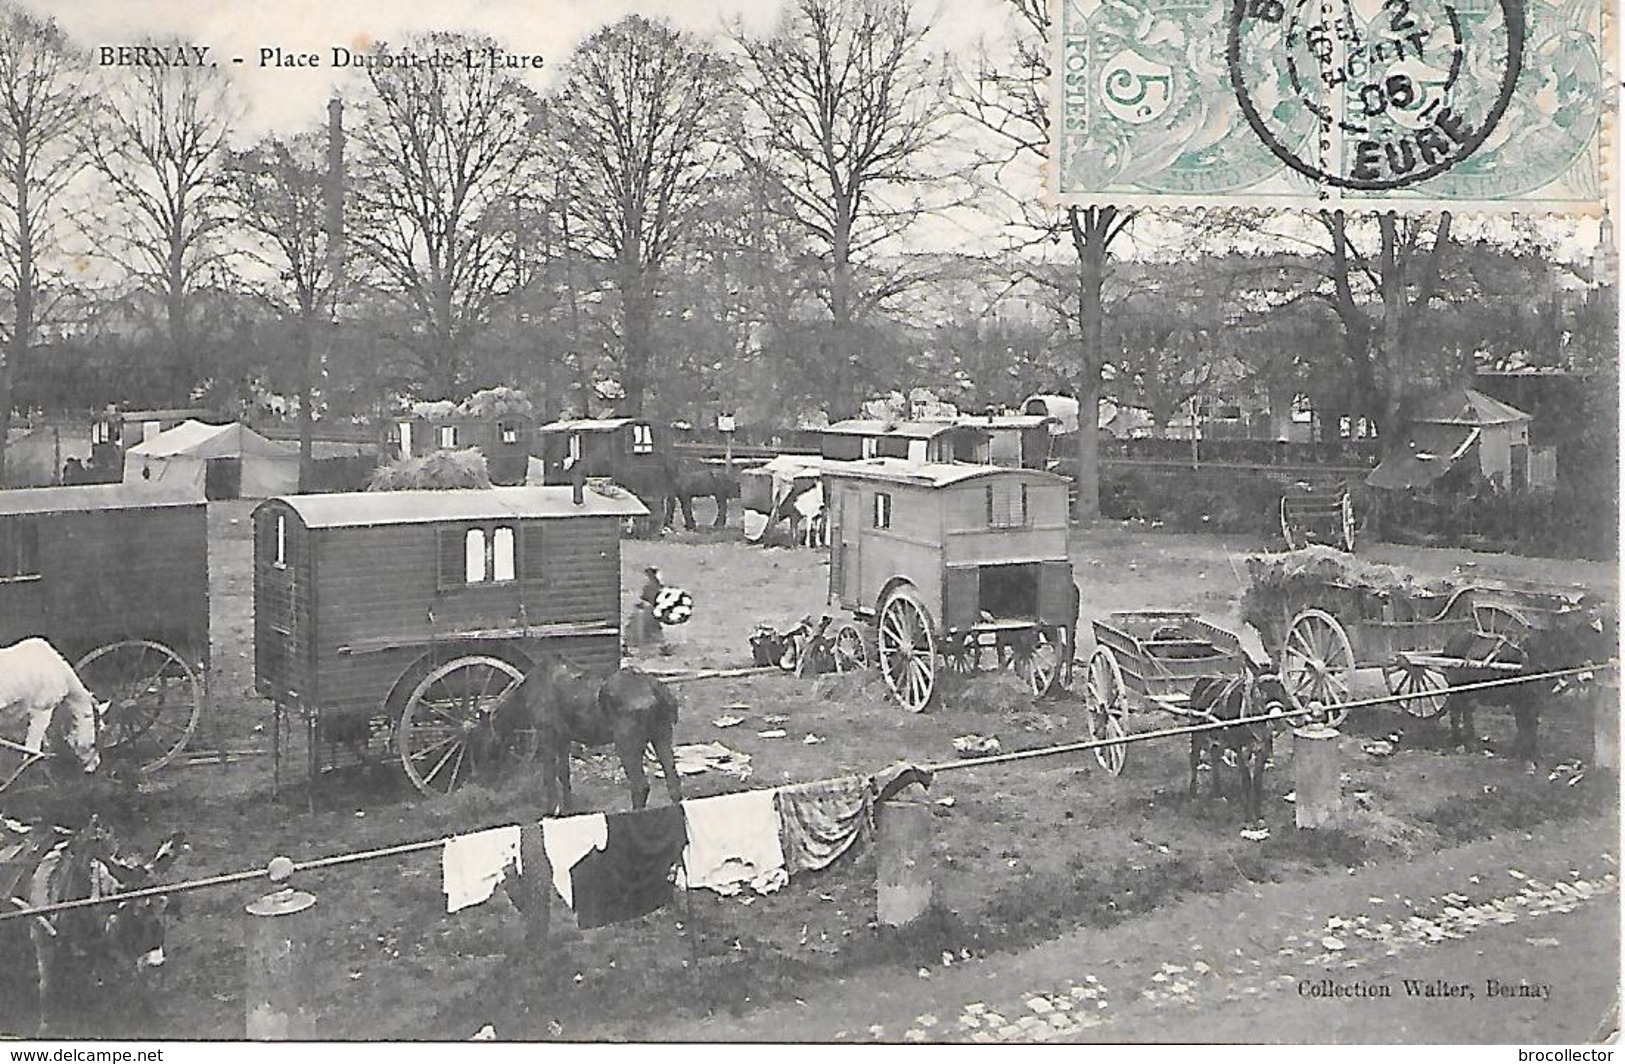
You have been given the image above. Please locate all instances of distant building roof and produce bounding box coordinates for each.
[265,485,649,529]
[926,414,1052,430]
[823,419,974,440]
[0,482,204,516]
[536,418,637,434]
[1414,387,1531,427]
[819,457,1069,489]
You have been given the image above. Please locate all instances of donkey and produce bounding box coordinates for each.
[505,652,682,816]
[21,816,184,1036]
[1187,666,1289,824]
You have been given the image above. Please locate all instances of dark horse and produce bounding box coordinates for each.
[662,457,740,531]
[1187,667,1288,824]
[505,652,682,816]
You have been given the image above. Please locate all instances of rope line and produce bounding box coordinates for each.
[0,661,1613,923]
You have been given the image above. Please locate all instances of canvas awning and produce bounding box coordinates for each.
[1366,423,1479,491]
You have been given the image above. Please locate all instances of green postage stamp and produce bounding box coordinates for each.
[1049,0,1612,211]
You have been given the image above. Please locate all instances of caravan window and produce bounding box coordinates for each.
[632,424,654,454]
[448,525,518,586]
[873,492,892,529]
[439,425,459,449]
[492,527,516,581]
[273,514,287,569]
[499,422,519,445]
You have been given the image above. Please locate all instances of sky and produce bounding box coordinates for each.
[44,0,1007,138]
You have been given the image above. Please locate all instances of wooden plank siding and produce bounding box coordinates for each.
[254,501,626,723]
[0,504,208,666]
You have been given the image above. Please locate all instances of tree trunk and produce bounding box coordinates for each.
[1070,205,1115,527]
[619,263,653,417]
[297,312,315,489]
[0,178,29,486]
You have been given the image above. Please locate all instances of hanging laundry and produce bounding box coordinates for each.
[442,826,522,914]
[775,775,872,876]
[541,812,608,910]
[571,805,687,930]
[679,789,787,897]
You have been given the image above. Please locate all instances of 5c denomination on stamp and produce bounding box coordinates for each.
[1049,0,1611,212]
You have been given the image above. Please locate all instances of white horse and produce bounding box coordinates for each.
[0,639,101,774]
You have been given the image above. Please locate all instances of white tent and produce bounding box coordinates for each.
[124,420,300,499]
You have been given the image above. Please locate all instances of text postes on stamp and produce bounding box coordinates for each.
[1049,0,1611,212]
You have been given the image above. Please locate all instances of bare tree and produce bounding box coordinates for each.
[348,32,541,398]
[548,15,734,415]
[225,105,344,483]
[733,0,959,417]
[956,0,1133,524]
[0,3,90,482]
[83,41,239,394]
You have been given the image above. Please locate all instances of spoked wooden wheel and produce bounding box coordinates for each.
[75,640,203,773]
[398,656,526,797]
[1383,660,1449,719]
[1083,648,1127,775]
[1281,608,1354,727]
[877,586,938,712]
[1470,603,1531,667]
[830,622,871,674]
[1013,626,1063,698]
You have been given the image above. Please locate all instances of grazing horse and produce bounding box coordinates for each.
[1186,669,1287,824]
[18,815,184,1035]
[0,638,103,777]
[506,653,682,816]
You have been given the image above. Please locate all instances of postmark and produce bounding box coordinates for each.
[1226,0,1525,190]
[1049,0,1611,211]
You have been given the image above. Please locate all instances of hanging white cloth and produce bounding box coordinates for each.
[441,826,522,914]
[541,813,608,909]
[678,790,788,896]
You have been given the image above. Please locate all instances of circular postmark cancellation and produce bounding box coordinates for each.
[1226,0,1526,190]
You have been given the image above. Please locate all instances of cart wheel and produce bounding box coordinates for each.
[941,632,979,680]
[75,640,203,773]
[1383,661,1449,719]
[877,586,938,712]
[1280,498,1299,551]
[1082,648,1127,773]
[1470,603,1531,667]
[1014,626,1063,698]
[830,622,871,674]
[1281,608,1354,727]
[398,656,526,798]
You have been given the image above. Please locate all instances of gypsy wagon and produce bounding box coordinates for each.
[0,483,209,772]
[381,412,535,486]
[252,484,648,797]
[817,459,1076,711]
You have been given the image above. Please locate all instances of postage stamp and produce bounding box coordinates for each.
[1050,0,1612,211]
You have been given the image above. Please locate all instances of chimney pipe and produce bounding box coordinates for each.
[571,458,584,505]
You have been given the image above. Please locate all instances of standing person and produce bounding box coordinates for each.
[626,566,669,655]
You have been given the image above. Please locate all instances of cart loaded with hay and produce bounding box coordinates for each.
[1241,546,1595,725]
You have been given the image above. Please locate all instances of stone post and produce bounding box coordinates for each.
[1292,725,1342,829]
[1593,677,1619,773]
[876,798,933,928]
[245,888,317,1040]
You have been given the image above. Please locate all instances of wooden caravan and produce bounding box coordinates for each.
[821,417,1053,470]
[820,459,1076,711]
[253,485,648,797]
[0,483,209,771]
[382,413,535,486]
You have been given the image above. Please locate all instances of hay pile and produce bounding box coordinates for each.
[1240,546,1452,647]
[367,448,492,491]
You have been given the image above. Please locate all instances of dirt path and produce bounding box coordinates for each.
[657,814,1619,1044]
